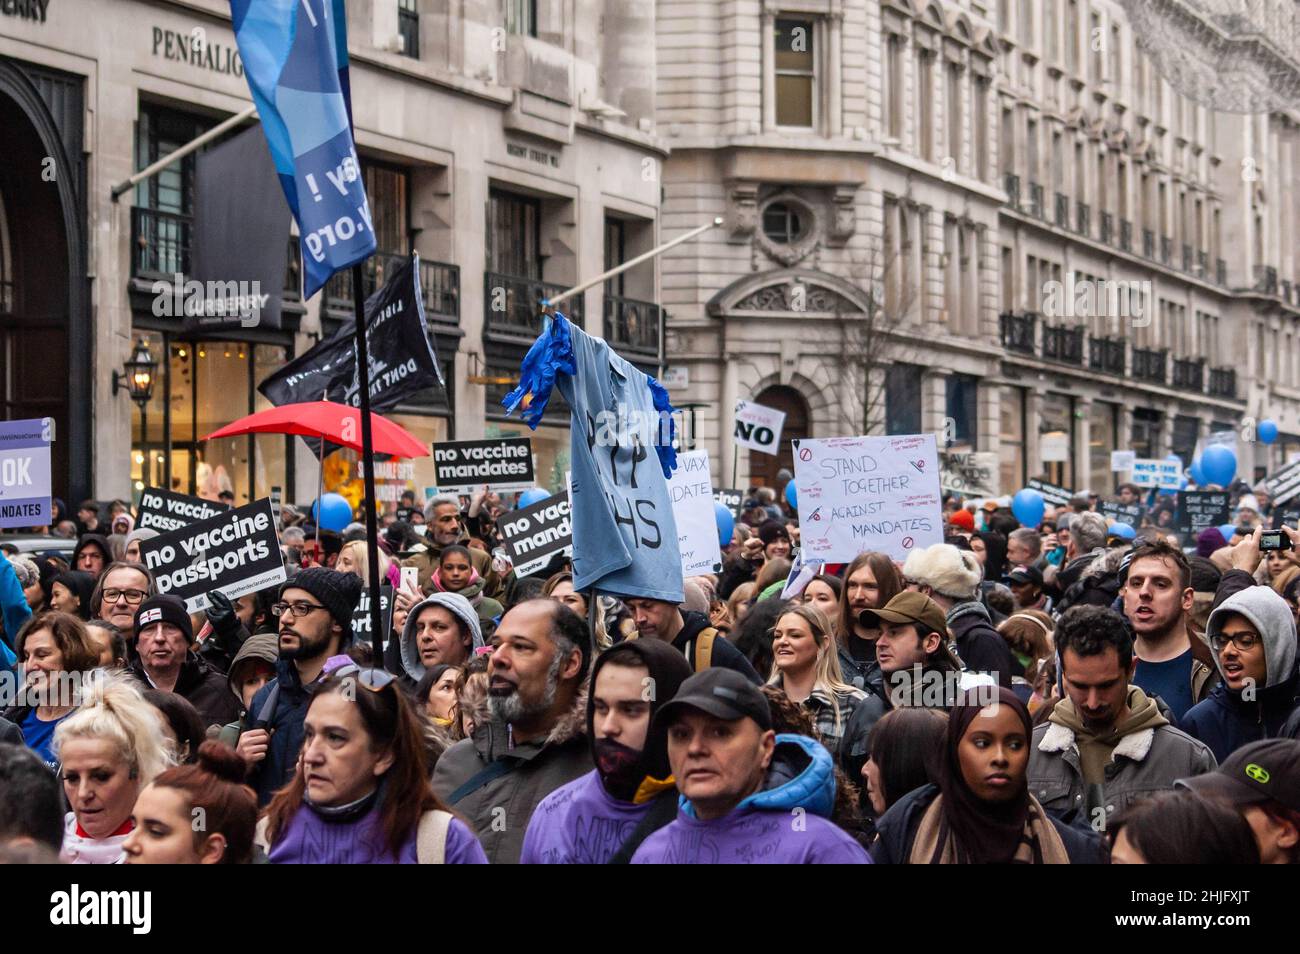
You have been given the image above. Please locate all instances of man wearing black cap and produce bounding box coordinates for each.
[629,668,869,863]
[237,567,362,804]
[1178,738,1300,864]
[432,599,594,863]
[129,594,239,731]
[521,638,693,864]
[1008,564,1050,613]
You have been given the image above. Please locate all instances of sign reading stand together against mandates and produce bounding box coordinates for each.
[138,498,287,613]
[0,418,52,529]
[794,433,943,563]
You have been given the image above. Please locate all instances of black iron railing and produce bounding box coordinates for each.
[1160,235,1173,264]
[484,272,585,339]
[1004,173,1021,208]
[1209,367,1236,399]
[604,293,661,355]
[1217,257,1227,285]
[421,260,460,323]
[1132,346,1168,384]
[1000,311,1036,354]
[1028,181,1045,219]
[1197,250,1208,278]
[1055,192,1070,227]
[1143,228,1155,259]
[398,1,419,58]
[323,254,460,323]
[1100,211,1114,244]
[1172,357,1205,392]
[132,207,191,278]
[1089,336,1126,375]
[1076,200,1090,236]
[1255,265,1279,295]
[1042,324,1085,364]
[1120,219,1132,252]
[1182,243,1193,272]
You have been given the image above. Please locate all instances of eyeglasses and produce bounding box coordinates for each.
[1211,631,1261,654]
[331,664,398,692]
[271,600,328,619]
[103,588,148,605]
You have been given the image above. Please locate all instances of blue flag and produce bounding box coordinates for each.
[229,0,376,298]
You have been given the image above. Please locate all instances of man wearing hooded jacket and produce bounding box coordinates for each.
[520,638,693,863]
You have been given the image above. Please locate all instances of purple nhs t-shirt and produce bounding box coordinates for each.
[631,809,871,864]
[268,804,487,864]
[520,770,651,864]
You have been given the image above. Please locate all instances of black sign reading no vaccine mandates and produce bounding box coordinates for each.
[1027,479,1075,508]
[432,438,535,494]
[499,492,572,578]
[136,487,230,533]
[138,498,286,613]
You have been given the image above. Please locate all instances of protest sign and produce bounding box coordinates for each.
[793,433,943,563]
[714,487,743,519]
[395,506,416,523]
[1130,458,1182,489]
[351,584,393,648]
[136,487,230,534]
[270,486,282,531]
[1111,450,1137,472]
[1264,459,1300,507]
[733,400,786,455]
[1027,478,1074,508]
[1273,507,1300,531]
[939,452,999,498]
[138,498,286,613]
[0,418,52,529]
[498,492,572,578]
[667,451,723,575]
[432,438,535,494]
[1175,491,1230,537]
[1099,501,1143,528]
[1040,432,1069,463]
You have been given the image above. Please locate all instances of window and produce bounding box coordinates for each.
[886,34,904,139]
[487,190,541,279]
[1027,117,1039,184]
[1109,23,1120,85]
[398,0,419,58]
[505,0,535,37]
[974,78,989,180]
[1040,392,1074,487]
[886,364,923,436]
[604,218,626,296]
[1045,1,1058,62]
[775,18,816,128]
[947,63,963,173]
[134,105,212,276]
[1001,386,1026,491]
[1066,0,1079,73]
[946,374,979,451]
[363,164,409,255]
[1090,12,1102,85]
[1019,0,1032,48]
[1089,401,1118,492]
[917,48,934,160]
[761,201,809,244]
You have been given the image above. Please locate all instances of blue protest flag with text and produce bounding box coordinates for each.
[229,0,376,298]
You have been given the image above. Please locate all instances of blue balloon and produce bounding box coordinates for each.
[785,481,798,510]
[1218,523,1237,541]
[1165,453,1183,468]
[1201,445,1237,486]
[1259,420,1279,445]
[312,493,352,532]
[517,487,550,509]
[714,501,735,548]
[1189,457,1207,486]
[1109,522,1136,540]
[1011,488,1045,528]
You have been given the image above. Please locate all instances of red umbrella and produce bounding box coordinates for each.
[203,401,429,458]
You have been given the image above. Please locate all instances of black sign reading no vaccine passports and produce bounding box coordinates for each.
[138,498,286,613]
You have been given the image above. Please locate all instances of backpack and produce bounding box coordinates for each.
[628,626,718,671]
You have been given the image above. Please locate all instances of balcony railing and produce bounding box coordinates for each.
[1100,211,1114,245]
[1076,201,1090,236]
[1089,336,1126,375]
[1172,357,1205,393]
[1160,235,1173,264]
[1132,346,1168,384]
[398,3,419,58]
[1042,324,1085,365]
[484,271,584,340]
[604,293,661,355]
[422,260,460,323]
[322,253,460,323]
[1143,228,1155,259]
[1284,280,1296,306]
[1055,192,1070,228]
[1003,173,1021,209]
[1209,367,1237,399]
[1028,181,1045,219]
[1182,243,1193,272]
[999,311,1036,354]
[1119,219,1132,252]
[1197,250,1208,278]
[1217,258,1228,286]
[1255,265,1279,295]
[132,207,191,278]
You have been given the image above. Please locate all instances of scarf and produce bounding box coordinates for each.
[431,567,484,607]
[908,791,1070,864]
[926,687,1060,864]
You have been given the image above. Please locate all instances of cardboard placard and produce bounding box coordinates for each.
[1272,508,1300,531]
[1264,459,1300,507]
[939,452,999,498]
[1027,478,1075,508]
[793,433,943,563]
[1130,458,1182,489]
[138,498,287,613]
[1175,491,1230,537]
[0,418,52,529]
[1111,450,1137,472]
[498,492,572,578]
[667,450,723,575]
[350,583,393,648]
[733,400,786,456]
[136,487,230,534]
[432,438,535,494]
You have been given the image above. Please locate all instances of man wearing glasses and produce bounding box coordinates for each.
[91,562,155,633]
[237,567,362,805]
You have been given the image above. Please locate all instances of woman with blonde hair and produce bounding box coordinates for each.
[768,603,884,774]
[335,539,393,587]
[54,670,177,863]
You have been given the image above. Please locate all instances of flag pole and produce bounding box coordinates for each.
[349,263,386,665]
[110,104,259,201]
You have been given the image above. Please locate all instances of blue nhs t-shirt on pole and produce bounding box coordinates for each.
[502,313,684,603]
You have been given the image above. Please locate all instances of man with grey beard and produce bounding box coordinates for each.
[431,599,593,863]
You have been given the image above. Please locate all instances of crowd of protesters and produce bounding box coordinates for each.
[1,473,1299,866]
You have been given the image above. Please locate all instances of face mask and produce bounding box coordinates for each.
[592,737,646,802]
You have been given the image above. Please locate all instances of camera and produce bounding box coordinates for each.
[1259,530,1293,552]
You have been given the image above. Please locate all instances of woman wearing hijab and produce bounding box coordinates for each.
[871,688,1106,864]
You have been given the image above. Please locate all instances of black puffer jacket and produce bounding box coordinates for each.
[128,652,241,730]
[945,601,1013,688]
